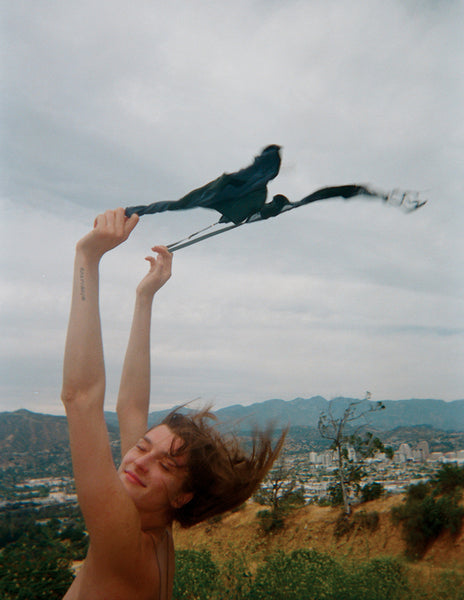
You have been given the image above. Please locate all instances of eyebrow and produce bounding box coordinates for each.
[142,436,183,468]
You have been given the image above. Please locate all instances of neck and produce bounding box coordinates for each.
[140,509,173,539]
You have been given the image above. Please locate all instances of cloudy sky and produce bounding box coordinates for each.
[1,0,463,415]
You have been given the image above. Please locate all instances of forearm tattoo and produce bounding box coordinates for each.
[79,267,86,301]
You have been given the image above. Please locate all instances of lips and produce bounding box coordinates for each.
[124,470,147,487]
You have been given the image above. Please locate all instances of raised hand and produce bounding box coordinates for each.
[136,245,173,299]
[77,208,139,260]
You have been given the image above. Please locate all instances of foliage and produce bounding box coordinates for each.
[59,521,89,560]
[361,481,385,503]
[248,550,411,600]
[431,463,464,495]
[253,454,305,533]
[345,556,409,600]
[0,504,89,561]
[170,548,464,600]
[256,508,285,532]
[0,531,74,599]
[327,481,344,507]
[0,508,37,547]
[253,455,302,511]
[248,549,344,600]
[391,465,464,558]
[334,510,380,538]
[220,552,253,600]
[173,549,219,600]
[318,393,385,515]
[385,446,395,460]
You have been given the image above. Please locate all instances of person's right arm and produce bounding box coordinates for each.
[61,209,150,575]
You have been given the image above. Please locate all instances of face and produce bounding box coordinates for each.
[118,425,192,516]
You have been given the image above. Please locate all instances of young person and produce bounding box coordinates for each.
[61,208,285,599]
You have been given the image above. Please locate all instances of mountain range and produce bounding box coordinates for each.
[2,397,464,450]
[144,396,464,432]
[1,397,463,470]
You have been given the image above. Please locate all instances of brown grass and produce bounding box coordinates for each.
[173,495,464,575]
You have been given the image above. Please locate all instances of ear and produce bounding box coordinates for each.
[171,491,194,509]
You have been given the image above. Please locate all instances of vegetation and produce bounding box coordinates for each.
[0,503,88,599]
[0,530,74,599]
[0,495,463,599]
[173,548,464,600]
[1,413,464,598]
[174,549,219,600]
[391,464,464,558]
[253,455,305,532]
[361,481,385,503]
[334,510,380,538]
[318,393,387,514]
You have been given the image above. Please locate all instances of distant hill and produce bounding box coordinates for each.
[0,409,69,455]
[0,397,463,471]
[145,397,464,432]
[0,409,119,471]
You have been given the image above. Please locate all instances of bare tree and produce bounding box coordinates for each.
[318,392,385,516]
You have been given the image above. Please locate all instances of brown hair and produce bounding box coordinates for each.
[161,407,287,528]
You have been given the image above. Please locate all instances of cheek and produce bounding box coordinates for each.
[118,455,130,472]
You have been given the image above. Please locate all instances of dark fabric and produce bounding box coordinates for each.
[248,185,383,223]
[126,146,426,250]
[125,145,281,225]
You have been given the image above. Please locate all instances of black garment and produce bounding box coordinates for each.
[125,145,281,225]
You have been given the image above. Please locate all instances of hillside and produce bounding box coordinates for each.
[1,404,464,472]
[145,397,464,432]
[0,409,120,470]
[173,496,464,575]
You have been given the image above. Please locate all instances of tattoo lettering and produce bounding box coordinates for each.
[79,267,86,301]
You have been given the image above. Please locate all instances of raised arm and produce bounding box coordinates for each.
[62,208,139,405]
[61,209,146,568]
[117,246,172,457]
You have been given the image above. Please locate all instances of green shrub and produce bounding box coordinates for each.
[361,482,384,503]
[278,487,306,510]
[405,481,430,501]
[327,482,344,507]
[173,549,219,600]
[426,570,464,600]
[249,549,344,600]
[220,552,253,600]
[256,508,285,533]
[391,485,464,558]
[344,556,409,600]
[432,464,464,496]
[0,534,74,600]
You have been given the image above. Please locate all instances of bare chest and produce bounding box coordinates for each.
[62,533,173,600]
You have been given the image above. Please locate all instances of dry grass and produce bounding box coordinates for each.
[173,495,464,575]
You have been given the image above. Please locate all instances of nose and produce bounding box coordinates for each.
[134,455,149,473]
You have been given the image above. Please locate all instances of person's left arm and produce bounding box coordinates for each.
[117,246,172,457]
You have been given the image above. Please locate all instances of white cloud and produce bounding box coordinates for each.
[1,0,463,413]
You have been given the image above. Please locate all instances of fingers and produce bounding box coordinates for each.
[144,246,172,279]
[93,208,138,239]
[152,246,172,274]
[136,245,172,297]
[124,211,139,236]
[144,256,157,268]
[151,245,171,257]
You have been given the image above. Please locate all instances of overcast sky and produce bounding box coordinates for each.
[1,0,463,415]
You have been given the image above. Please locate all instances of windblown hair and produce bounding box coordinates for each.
[161,407,287,528]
